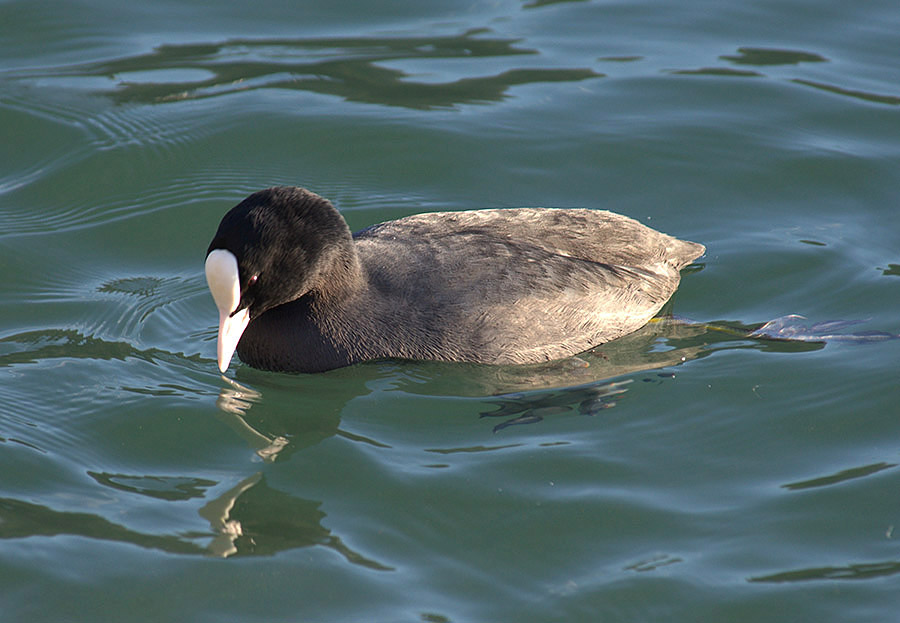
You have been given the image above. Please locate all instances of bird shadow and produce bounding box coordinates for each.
[215,313,896,437]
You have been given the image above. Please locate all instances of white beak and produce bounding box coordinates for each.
[205,249,251,373]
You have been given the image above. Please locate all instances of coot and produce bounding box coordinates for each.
[205,186,704,373]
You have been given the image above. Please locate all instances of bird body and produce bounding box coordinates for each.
[205,187,704,373]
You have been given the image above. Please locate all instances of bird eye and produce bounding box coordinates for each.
[247,274,259,287]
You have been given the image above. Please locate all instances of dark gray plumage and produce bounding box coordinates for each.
[206,186,704,373]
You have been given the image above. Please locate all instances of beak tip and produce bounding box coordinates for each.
[214,307,250,375]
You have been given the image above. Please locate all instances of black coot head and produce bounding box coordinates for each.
[206,186,353,319]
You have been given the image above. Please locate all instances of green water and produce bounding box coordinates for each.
[2,1,900,621]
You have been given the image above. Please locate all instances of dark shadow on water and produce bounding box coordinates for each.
[750,560,900,583]
[214,313,896,437]
[674,46,900,108]
[672,68,763,78]
[38,30,603,109]
[0,474,392,566]
[781,461,896,491]
[0,328,208,369]
[792,79,900,106]
[0,496,203,555]
[719,48,828,66]
[672,46,825,80]
[522,0,589,8]
[2,315,893,564]
[194,472,391,566]
[478,378,632,432]
[87,472,217,501]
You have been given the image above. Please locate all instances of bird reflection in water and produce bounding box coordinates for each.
[214,375,287,462]
[211,313,897,439]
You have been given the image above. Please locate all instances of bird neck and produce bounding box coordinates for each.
[309,240,364,305]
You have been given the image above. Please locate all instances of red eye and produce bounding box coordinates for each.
[247,274,259,287]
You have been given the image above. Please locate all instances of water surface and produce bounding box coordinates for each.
[2,0,900,621]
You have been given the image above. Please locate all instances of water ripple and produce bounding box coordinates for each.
[720,48,828,66]
[751,560,900,583]
[792,79,900,106]
[8,30,602,110]
[782,462,896,491]
[0,174,251,238]
[668,45,900,108]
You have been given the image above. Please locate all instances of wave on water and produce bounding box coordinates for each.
[670,46,900,106]
[0,87,263,237]
[0,469,396,563]
[5,29,603,110]
[0,263,214,385]
[0,170,260,238]
[0,327,211,373]
[5,32,897,243]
